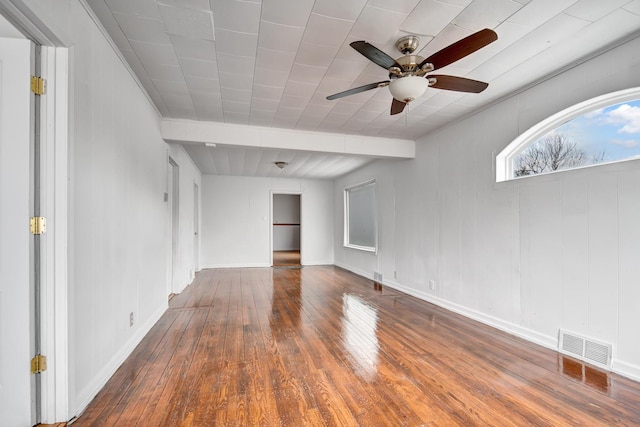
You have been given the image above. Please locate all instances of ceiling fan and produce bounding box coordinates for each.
[326,28,498,115]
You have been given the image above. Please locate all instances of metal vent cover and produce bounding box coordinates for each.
[559,329,612,369]
[585,341,610,366]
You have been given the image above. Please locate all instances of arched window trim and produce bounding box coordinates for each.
[496,87,640,182]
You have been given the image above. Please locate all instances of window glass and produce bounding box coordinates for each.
[496,88,640,182]
[345,181,376,252]
[514,99,640,177]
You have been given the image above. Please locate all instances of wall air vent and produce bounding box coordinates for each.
[559,329,612,369]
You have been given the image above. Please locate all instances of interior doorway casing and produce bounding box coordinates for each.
[270,191,302,267]
[193,181,199,274]
[0,9,70,422]
[168,157,180,295]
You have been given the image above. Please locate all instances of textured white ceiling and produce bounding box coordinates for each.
[182,144,379,179]
[85,0,640,177]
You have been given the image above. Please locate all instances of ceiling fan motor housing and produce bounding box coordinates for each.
[391,55,432,78]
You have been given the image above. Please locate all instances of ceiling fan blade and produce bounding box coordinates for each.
[326,80,389,100]
[419,28,497,71]
[350,41,402,70]
[390,98,406,115]
[428,75,489,93]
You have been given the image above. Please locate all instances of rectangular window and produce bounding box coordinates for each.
[344,180,377,252]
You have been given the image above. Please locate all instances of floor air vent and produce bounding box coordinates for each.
[559,329,612,369]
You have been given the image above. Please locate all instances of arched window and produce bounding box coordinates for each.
[496,87,640,182]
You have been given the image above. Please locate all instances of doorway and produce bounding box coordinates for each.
[193,182,199,274]
[168,157,179,296]
[272,193,301,266]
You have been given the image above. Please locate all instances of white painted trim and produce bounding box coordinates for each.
[51,46,69,422]
[335,261,557,348]
[74,302,167,417]
[612,360,640,383]
[0,0,63,45]
[334,262,375,282]
[162,119,416,159]
[336,261,640,382]
[193,180,200,273]
[0,4,72,420]
[270,190,303,266]
[204,263,272,269]
[496,86,640,182]
[343,180,378,254]
[39,45,70,424]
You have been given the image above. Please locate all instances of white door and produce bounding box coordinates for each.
[168,158,179,294]
[193,182,199,273]
[0,38,34,425]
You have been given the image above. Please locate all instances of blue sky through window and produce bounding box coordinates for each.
[551,99,640,162]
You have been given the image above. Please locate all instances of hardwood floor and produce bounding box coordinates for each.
[273,250,301,266]
[72,266,640,426]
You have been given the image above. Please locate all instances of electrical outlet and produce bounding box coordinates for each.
[129,312,134,327]
[394,271,397,279]
[429,280,435,291]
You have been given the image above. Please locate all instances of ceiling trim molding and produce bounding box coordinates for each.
[0,0,63,45]
[162,119,416,159]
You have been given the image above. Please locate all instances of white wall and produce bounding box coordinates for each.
[68,11,169,415]
[202,175,333,267]
[273,194,301,251]
[12,0,200,417]
[335,34,640,381]
[168,143,202,290]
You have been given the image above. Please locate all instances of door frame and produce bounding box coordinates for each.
[269,191,303,266]
[168,157,180,294]
[193,181,199,274]
[0,5,71,423]
[40,45,69,423]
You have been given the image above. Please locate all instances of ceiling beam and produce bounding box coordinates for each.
[161,119,415,159]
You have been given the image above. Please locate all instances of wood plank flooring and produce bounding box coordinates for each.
[72,266,640,426]
[273,250,301,266]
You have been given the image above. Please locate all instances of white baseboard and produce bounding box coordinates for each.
[612,359,640,382]
[203,263,272,268]
[337,262,640,383]
[335,262,557,348]
[387,279,556,350]
[74,302,168,417]
[202,261,335,269]
[301,260,334,266]
[334,262,372,281]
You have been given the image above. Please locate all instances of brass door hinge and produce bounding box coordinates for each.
[31,75,46,95]
[31,354,47,374]
[30,216,47,235]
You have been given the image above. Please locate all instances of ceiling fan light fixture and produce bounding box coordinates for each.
[274,161,288,169]
[388,76,430,103]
